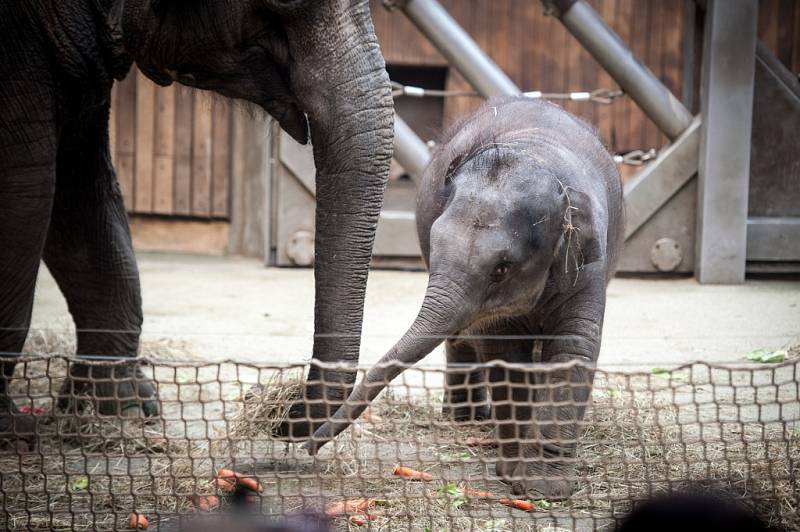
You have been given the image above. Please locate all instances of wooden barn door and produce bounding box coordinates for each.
[109,69,233,219]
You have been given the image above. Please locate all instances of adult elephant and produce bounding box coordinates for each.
[0,0,393,442]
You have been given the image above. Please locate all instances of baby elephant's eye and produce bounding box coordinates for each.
[492,262,512,280]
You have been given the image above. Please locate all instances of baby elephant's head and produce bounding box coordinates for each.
[422,140,603,333]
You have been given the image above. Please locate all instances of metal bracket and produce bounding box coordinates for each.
[623,117,701,240]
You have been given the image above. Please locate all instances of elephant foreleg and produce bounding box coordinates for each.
[515,289,605,499]
[42,104,158,418]
[442,339,490,422]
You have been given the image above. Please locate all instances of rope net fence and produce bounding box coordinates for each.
[1,334,798,531]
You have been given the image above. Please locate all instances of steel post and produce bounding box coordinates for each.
[391,0,520,97]
[695,0,758,283]
[546,0,692,140]
[393,115,431,181]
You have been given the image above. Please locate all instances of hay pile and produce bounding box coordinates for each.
[1,332,798,531]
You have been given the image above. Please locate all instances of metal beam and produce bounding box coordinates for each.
[623,118,700,239]
[746,218,800,262]
[392,115,431,181]
[695,0,758,283]
[546,0,692,140]
[389,0,520,97]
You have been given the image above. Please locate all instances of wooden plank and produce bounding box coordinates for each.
[173,87,193,215]
[153,84,175,214]
[628,0,649,150]
[794,1,800,74]
[777,0,796,67]
[595,0,616,147]
[191,91,213,217]
[211,101,231,218]
[758,0,779,53]
[646,0,666,149]
[115,74,137,209]
[134,70,155,212]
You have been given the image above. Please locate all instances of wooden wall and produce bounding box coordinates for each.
[371,0,800,154]
[110,0,800,220]
[109,70,233,219]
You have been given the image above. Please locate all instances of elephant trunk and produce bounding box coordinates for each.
[281,0,395,436]
[305,273,474,454]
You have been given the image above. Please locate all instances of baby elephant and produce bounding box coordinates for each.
[306,97,624,499]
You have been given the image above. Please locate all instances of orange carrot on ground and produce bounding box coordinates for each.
[462,487,494,499]
[464,436,497,448]
[392,465,434,481]
[213,478,235,492]
[128,512,149,530]
[215,468,263,492]
[360,408,383,423]
[349,515,367,526]
[193,495,220,512]
[324,498,375,516]
[348,513,380,526]
[498,498,535,512]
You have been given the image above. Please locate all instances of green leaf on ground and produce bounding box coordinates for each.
[650,368,688,381]
[535,499,553,510]
[746,348,786,363]
[72,476,89,491]
[438,482,468,510]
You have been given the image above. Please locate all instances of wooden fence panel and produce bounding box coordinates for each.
[110,2,797,219]
[110,69,232,219]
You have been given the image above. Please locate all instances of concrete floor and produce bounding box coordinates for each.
[30,252,800,371]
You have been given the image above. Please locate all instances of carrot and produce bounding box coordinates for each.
[324,498,375,516]
[128,512,149,530]
[462,487,494,499]
[213,478,235,492]
[392,465,433,481]
[349,515,366,526]
[193,495,220,512]
[361,408,383,423]
[498,498,535,512]
[464,436,496,448]
[215,468,263,493]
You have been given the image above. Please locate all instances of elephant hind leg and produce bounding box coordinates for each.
[43,180,158,418]
[442,338,490,422]
[0,159,58,446]
[43,109,158,418]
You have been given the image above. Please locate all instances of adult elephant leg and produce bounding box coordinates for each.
[515,289,605,499]
[0,49,59,444]
[442,339,490,422]
[43,104,157,418]
[277,0,394,440]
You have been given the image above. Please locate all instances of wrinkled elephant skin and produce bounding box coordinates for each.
[0,0,393,443]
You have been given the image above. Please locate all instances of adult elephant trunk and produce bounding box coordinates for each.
[304,273,474,453]
[279,0,395,438]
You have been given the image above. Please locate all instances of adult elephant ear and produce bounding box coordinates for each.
[557,186,602,283]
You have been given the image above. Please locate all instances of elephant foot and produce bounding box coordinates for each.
[496,455,576,500]
[272,402,323,441]
[57,361,160,418]
[443,388,491,424]
[0,395,38,451]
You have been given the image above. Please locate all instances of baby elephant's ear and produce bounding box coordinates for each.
[557,187,602,281]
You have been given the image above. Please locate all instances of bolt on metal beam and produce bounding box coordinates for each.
[545,0,692,140]
[388,0,520,97]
